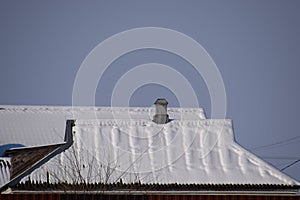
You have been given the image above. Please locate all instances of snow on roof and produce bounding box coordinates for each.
[0,106,299,187]
[0,158,10,188]
[0,106,205,147]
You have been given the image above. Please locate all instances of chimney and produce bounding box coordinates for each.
[153,98,169,124]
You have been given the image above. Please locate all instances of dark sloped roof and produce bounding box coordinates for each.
[5,144,64,179]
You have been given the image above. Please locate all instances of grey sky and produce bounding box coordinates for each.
[0,1,299,181]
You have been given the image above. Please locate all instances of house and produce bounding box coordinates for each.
[0,99,299,195]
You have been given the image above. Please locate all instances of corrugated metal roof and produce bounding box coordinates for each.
[0,106,299,191]
[0,106,205,147]
[0,158,10,188]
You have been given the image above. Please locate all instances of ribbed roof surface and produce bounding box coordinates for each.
[0,106,299,187]
[24,119,299,186]
[0,106,205,147]
[0,158,10,188]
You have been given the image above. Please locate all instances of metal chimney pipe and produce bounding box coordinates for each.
[153,98,169,124]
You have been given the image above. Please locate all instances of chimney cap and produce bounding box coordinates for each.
[154,98,168,105]
[153,98,169,124]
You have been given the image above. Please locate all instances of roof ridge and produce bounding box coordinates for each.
[75,119,232,126]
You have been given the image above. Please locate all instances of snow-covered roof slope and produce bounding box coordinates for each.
[0,158,10,188]
[22,119,299,186]
[0,106,205,147]
[0,106,299,187]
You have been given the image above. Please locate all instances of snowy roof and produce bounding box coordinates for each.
[0,158,10,188]
[0,106,205,147]
[0,105,299,192]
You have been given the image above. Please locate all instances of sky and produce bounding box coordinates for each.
[0,1,300,181]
